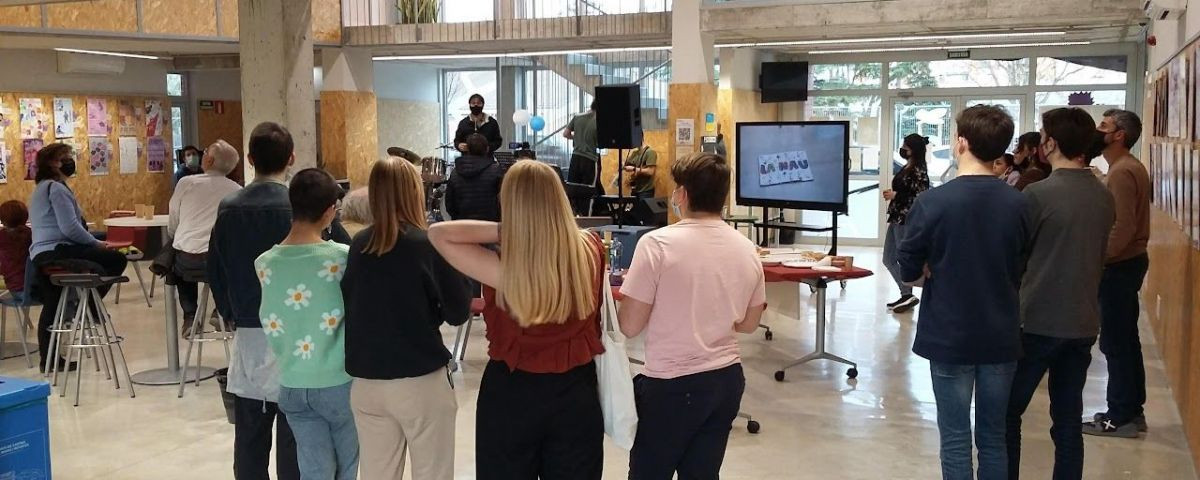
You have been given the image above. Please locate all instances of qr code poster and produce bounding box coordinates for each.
[758,151,814,186]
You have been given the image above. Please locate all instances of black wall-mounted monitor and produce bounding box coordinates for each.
[735,121,849,213]
[759,61,810,103]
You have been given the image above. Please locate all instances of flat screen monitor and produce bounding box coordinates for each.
[735,121,849,213]
[759,62,809,103]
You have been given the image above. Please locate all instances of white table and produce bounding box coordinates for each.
[103,215,215,386]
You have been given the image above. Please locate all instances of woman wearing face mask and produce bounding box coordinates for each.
[28,143,128,372]
[1013,132,1049,191]
[453,94,503,155]
[881,133,931,314]
[173,145,203,187]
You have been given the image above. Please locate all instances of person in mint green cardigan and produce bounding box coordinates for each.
[254,168,358,480]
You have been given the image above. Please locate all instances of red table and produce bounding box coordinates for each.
[761,265,874,381]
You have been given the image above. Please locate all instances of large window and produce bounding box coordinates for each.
[1036,56,1127,86]
[442,69,498,160]
[889,59,1030,89]
[809,63,883,90]
[443,0,494,22]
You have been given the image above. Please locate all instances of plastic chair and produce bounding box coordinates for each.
[107,211,153,308]
[0,259,40,368]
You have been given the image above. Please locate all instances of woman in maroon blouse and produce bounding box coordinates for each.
[430,160,606,480]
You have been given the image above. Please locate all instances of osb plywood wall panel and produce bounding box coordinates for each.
[312,0,342,44]
[218,0,238,37]
[664,82,717,221]
[320,91,377,183]
[0,6,41,27]
[599,129,670,197]
[144,0,218,36]
[0,92,173,224]
[196,100,245,184]
[46,0,137,32]
[376,98,440,171]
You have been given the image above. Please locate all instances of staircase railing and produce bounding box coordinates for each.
[533,57,672,147]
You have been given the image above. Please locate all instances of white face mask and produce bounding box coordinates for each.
[670,187,683,218]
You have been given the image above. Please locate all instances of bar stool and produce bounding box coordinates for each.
[449,298,486,373]
[48,273,135,407]
[177,271,232,398]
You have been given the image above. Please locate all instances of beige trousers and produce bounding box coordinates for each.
[350,370,457,480]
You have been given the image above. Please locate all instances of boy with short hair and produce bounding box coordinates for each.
[255,168,358,479]
[897,104,1029,480]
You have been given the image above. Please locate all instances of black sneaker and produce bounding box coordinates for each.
[1094,412,1148,433]
[1082,413,1139,438]
[892,296,920,314]
[887,295,914,310]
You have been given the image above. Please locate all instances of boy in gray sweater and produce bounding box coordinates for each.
[1005,108,1115,479]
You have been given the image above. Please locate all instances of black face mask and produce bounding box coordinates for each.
[60,158,77,177]
[470,106,484,115]
[898,148,910,159]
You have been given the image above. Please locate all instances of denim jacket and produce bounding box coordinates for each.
[208,180,351,329]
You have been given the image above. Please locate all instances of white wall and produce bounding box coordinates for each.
[1149,3,1200,70]
[0,49,168,95]
[373,62,440,102]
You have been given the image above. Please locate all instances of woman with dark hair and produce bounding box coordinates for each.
[882,133,931,314]
[1013,131,1049,191]
[28,142,127,371]
[994,153,1020,187]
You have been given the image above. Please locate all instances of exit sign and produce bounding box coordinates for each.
[947,50,971,59]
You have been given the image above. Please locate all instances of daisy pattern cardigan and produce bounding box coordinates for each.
[254,241,353,388]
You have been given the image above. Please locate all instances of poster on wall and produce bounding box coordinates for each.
[0,100,11,130]
[1193,150,1200,248]
[23,139,43,180]
[675,119,695,146]
[87,98,109,136]
[146,137,167,173]
[52,97,76,139]
[118,137,139,174]
[1169,57,1187,138]
[0,141,8,184]
[1194,51,1200,140]
[19,98,48,140]
[145,100,164,138]
[117,100,138,137]
[88,137,111,176]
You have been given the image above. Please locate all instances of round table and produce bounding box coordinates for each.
[102,215,215,386]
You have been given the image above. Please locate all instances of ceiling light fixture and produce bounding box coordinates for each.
[807,41,1090,55]
[715,31,1067,49]
[373,45,671,61]
[53,48,160,60]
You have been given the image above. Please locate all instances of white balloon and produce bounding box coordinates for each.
[512,109,532,126]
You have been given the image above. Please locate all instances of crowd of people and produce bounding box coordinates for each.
[3,89,1153,479]
[880,105,1150,480]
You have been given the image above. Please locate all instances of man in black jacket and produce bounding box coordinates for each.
[445,134,503,222]
[453,94,502,155]
[208,122,349,480]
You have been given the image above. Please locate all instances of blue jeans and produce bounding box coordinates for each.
[1098,254,1149,424]
[1006,334,1095,480]
[930,361,1017,480]
[278,382,360,480]
[883,223,911,297]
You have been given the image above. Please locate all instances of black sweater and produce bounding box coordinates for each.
[453,115,503,154]
[341,225,471,379]
[445,155,503,221]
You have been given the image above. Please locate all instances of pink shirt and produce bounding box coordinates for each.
[620,218,767,379]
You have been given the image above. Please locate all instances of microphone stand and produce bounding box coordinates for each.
[616,148,625,228]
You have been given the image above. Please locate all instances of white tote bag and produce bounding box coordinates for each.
[595,274,638,450]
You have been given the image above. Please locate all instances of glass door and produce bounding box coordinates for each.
[892,98,956,186]
[799,95,884,245]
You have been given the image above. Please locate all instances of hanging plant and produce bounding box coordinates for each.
[397,0,440,24]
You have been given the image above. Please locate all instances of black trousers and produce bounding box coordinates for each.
[233,395,300,480]
[476,360,603,480]
[173,251,207,321]
[629,363,745,480]
[1098,254,1150,424]
[567,153,603,216]
[1005,333,1095,480]
[31,244,128,367]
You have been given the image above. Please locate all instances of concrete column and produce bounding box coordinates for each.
[671,0,714,85]
[497,65,522,148]
[320,47,378,188]
[717,48,779,214]
[665,0,717,222]
[238,0,317,181]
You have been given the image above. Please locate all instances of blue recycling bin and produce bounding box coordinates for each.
[0,377,51,480]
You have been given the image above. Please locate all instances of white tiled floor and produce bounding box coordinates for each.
[1,246,1194,479]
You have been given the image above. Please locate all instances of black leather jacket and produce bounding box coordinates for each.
[208,181,351,328]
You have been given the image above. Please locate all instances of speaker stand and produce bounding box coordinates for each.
[615,148,625,228]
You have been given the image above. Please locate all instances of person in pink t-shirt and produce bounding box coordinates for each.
[617,152,767,479]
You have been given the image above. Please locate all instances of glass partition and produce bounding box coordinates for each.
[889,59,1030,89]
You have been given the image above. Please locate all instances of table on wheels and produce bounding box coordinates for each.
[762,265,873,381]
[103,215,215,386]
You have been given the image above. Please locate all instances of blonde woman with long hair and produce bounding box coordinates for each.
[429,160,606,480]
[341,157,470,480]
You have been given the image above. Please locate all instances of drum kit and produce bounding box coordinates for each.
[420,145,456,223]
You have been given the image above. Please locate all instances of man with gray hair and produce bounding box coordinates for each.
[1083,109,1152,438]
[168,139,243,335]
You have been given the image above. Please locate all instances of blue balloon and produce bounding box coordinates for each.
[530,115,546,132]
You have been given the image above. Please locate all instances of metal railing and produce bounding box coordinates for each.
[343,0,671,26]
